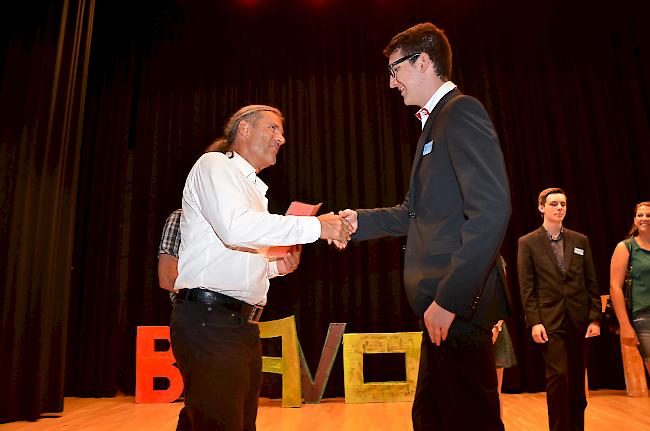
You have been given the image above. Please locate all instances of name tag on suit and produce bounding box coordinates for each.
[422,140,433,155]
[574,247,584,255]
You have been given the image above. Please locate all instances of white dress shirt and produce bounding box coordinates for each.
[175,151,321,305]
[416,80,457,129]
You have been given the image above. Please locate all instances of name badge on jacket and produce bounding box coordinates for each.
[573,247,584,256]
[423,140,433,155]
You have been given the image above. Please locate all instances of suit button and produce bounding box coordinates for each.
[402,245,407,251]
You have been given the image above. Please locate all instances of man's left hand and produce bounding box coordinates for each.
[276,245,302,275]
[585,321,601,338]
[423,301,456,346]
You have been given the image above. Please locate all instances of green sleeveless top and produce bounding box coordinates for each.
[630,237,650,316]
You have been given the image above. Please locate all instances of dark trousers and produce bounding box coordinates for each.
[176,406,190,430]
[170,300,262,431]
[412,322,504,431]
[542,319,588,431]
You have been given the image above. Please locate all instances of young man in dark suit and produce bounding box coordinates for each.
[518,187,601,431]
[340,22,511,431]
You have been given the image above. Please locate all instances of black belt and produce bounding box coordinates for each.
[175,288,263,323]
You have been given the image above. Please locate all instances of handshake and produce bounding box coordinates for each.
[275,209,358,276]
[317,209,358,249]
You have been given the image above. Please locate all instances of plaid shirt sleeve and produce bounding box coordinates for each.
[158,209,182,258]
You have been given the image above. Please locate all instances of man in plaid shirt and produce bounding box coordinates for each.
[158,208,182,299]
[157,208,190,429]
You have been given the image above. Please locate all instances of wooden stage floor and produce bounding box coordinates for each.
[2,390,649,430]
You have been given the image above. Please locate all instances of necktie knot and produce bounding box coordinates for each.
[415,107,430,122]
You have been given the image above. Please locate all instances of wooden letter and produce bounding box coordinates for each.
[135,326,184,403]
[620,337,649,397]
[258,316,302,407]
[343,332,422,403]
[300,323,347,403]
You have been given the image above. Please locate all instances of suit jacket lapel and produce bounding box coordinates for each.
[408,88,461,184]
[535,227,564,276]
[409,112,435,184]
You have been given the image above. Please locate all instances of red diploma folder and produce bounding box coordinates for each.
[267,201,322,258]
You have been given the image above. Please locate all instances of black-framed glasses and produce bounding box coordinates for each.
[388,53,421,78]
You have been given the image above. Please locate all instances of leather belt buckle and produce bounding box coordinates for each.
[248,305,264,323]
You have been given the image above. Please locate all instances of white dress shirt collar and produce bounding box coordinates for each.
[416,80,457,129]
[230,151,268,195]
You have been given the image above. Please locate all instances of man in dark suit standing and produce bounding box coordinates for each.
[340,22,511,430]
[518,187,601,431]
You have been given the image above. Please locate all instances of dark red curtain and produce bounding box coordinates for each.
[2,0,649,421]
[0,0,95,421]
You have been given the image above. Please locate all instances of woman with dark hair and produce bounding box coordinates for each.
[610,201,650,375]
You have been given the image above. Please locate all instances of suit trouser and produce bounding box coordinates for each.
[412,322,504,431]
[170,300,262,431]
[542,318,587,431]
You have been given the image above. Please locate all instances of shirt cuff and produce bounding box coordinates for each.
[268,260,281,278]
[302,216,322,243]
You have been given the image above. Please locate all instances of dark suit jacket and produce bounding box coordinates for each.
[354,88,512,330]
[517,227,600,331]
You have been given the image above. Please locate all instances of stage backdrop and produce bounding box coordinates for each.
[1,0,648,422]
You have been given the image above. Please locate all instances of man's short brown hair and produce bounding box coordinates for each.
[383,22,452,81]
[538,188,566,207]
